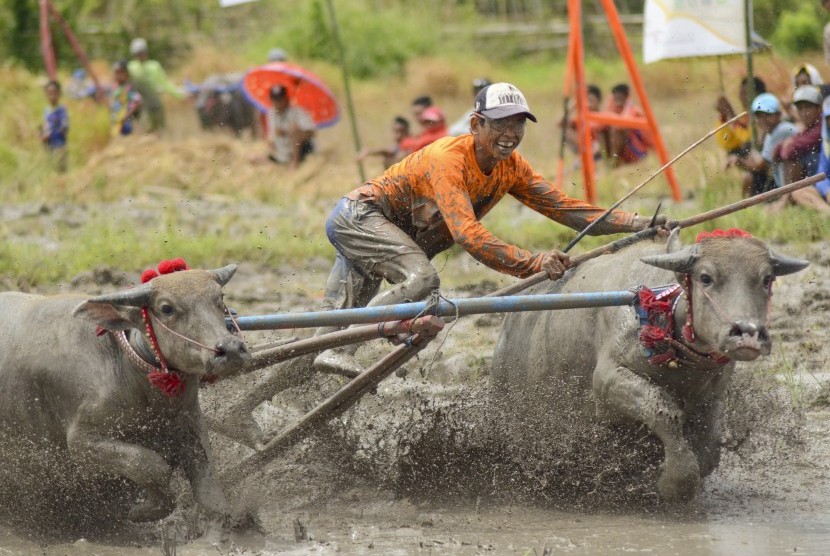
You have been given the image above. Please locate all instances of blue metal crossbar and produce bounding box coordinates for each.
[231,290,636,331]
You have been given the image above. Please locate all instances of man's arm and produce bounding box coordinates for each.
[509,167,642,235]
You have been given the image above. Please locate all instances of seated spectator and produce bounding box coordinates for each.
[267,85,315,169]
[716,76,771,196]
[726,93,795,196]
[789,96,830,215]
[564,84,604,162]
[410,95,433,126]
[110,60,143,137]
[604,83,653,167]
[783,64,827,122]
[769,85,824,211]
[357,116,418,169]
[408,106,448,152]
[448,77,491,136]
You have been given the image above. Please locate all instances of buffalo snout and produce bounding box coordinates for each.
[724,320,771,360]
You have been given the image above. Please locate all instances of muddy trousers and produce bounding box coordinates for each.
[317,198,441,343]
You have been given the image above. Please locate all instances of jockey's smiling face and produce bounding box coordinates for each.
[471,113,526,172]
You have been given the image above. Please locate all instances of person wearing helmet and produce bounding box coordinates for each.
[727,92,796,196]
[448,77,492,136]
[127,37,185,132]
[313,82,669,377]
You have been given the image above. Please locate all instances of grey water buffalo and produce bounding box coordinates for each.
[492,230,808,501]
[0,265,249,522]
[195,73,258,138]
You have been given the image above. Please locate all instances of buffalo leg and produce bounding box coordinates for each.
[178,410,229,517]
[67,427,175,522]
[592,363,700,501]
[685,397,726,478]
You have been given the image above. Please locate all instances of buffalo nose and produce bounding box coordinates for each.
[728,321,769,343]
[215,336,248,358]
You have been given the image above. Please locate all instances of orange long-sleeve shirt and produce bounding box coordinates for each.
[346,135,637,278]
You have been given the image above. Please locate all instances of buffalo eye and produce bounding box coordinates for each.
[159,303,175,316]
[762,275,774,289]
[699,273,713,286]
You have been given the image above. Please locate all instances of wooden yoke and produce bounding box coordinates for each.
[565,0,681,203]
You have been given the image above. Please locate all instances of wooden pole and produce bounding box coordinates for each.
[489,172,826,297]
[46,1,105,103]
[555,28,576,189]
[324,0,366,182]
[222,329,440,484]
[39,0,57,80]
[599,0,682,201]
[569,0,596,203]
[744,0,757,147]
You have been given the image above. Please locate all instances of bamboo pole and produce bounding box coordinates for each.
[489,172,826,297]
[324,0,366,182]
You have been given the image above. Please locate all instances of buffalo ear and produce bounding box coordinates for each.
[769,250,809,276]
[73,301,144,330]
[641,244,700,274]
[210,264,238,287]
[666,227,682,254]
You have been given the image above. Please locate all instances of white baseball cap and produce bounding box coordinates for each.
[130,37,148,55]
[474,82,537,122]
[793,85,822,106]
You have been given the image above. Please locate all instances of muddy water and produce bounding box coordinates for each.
[2,245,830,555]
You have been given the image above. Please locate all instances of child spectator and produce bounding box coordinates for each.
[408,106,448,152]
[40,80,69,173]
[605,83,653,167]
[357,116,418,169]
[564,84,604,162]
[110,60,143,137]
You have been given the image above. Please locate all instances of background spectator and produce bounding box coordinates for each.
[448,77,491,136]
[109,60,143,137]
[266,85,316,169]
[604,83,653,167]
[40,80,68,173]
[357,116,418,169]
[127,37,185,132]
[716,76,770,196]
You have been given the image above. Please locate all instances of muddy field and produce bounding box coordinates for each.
[0,198,829,555]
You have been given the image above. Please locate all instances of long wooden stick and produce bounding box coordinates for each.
[563,111,748,252]
[490,172,826,297]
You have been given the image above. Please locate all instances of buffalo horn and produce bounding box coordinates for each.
[210,264,238,286]
[85,283,153,307]
[640,244,700,273]
[769,250,809,276]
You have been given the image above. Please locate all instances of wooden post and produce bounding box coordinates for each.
[39,0,57,80]
[568,0,597,203]
[598,0,681,202]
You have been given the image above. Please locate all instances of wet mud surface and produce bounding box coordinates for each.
[0,201,828,554]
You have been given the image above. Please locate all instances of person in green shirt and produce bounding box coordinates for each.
[127,38,185,132]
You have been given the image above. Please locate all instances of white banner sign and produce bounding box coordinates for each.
[219,0,259,7]
[643,0,748,63]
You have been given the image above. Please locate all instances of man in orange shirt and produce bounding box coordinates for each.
[315,82,666,375]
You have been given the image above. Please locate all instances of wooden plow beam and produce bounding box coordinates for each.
[223,290,637,483]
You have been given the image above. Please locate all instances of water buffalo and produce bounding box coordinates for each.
[0,264,249,522]
[492,229,808,501]
[195,73,258,138]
